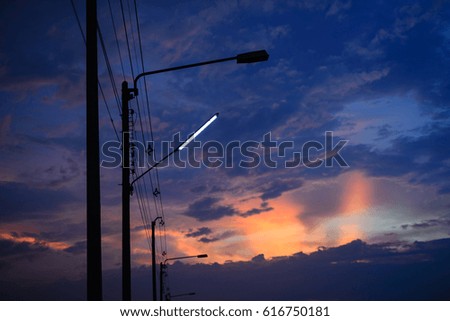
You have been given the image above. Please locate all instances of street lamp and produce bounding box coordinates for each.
[121,50,269,301]
[131,50,269,95]
[130,113,219,186]
[160,254,208,301]
[129,113,217,301]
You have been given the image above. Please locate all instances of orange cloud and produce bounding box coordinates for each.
[148,194,308,264]
[339,170,373,216]
[327,170,374,246]
[134,171,375,265]
[0,232,70,251]
[234,197,305,259]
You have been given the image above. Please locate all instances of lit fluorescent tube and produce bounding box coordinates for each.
[178,113,219,150]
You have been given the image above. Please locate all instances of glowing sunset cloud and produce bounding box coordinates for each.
[335,170,373,244]
[235,197,305,259]
[337,223,364,245]
[145,193,308,264]
[157,178,373,264]
[169,218,254,263]
[339,170,373,216]
[0,232,71,251]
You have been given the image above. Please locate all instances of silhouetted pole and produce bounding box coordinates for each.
[86,0,102,301]
[160,254,208,301]
[159,262,164,301]
[152,217,163,301]
[122,81,131,301]
[123,113,217,302]
[121,50,268,301]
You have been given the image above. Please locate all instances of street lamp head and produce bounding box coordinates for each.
[236,50,269,64]
[197,254,208,258]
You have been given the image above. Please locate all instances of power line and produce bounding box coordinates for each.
[99,83,120,142]
[133,0,168,256]
[107,0,126,80]
[119,0,135,78]
[70,0,120,142]
[97,22,122,115]
[121,0,165,269]
[70,0,86,44]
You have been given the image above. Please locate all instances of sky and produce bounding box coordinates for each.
[0,0,450,300]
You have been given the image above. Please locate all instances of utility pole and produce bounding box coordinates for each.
[120,50,268,301]
[159,262,164,301]
[86,0,102,301]
[152,217,163,301]
[122,81,132,301]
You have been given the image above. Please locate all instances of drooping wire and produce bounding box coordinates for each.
[70,0,120,142]
[70,0,86,44]
[97,22,122,115]
[99,83,121,142]
[133,0,168,259]
[120,0,162,260]
[126,0,141,79]
[115,0,171,282]
[119,0,135,79]
[133,168,153,252]
[71,0,161,268]
[107,0,126,81]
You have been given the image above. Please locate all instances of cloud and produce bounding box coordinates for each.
[401,218,450,231]
[184,197,238,221]
[0,238,49,258]
[290,0,333,11]
[259,177,302,201]
[165,238,450,300]
[307,68,390,99]
[251,253,266,262]
[0,235,85,299]
[344,125,450,193]
[198,230,236,243]
[0,114,13,147]
[326,0,352,17]
[0,182,77,221]
[63,240,86,255]
[0,130,85,189]
[5,237,449,300]
[242,206,273,217]
[371,3,432,45]
[185,227,212,238]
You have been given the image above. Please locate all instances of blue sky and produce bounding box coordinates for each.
[0,0,450,300]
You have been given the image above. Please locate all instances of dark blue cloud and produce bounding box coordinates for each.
[63,240,86,255]
[0,238,49,258]
[163,238,450,300]
[3,238,450,300]
[259,177,302,201]
[184,197,238,221]
[184,195,276,221]
[242,206,273,217]
[185,227,212,238]
[0,2,83,80]
[401,218,450,230]
[198,230,236,243]
[0,182,77,221]
[198,237,218,243]
[344,125,450,193]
